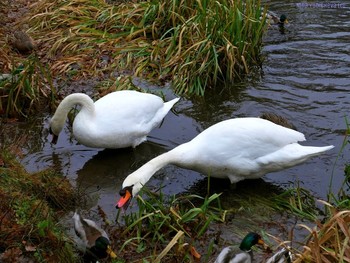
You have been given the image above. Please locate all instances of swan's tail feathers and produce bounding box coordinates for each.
[302,145,334,156]
[257,144,334,170]
[164,97,180,111]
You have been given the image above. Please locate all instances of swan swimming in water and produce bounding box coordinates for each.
[49,90,179,149]
[116,117,334,209]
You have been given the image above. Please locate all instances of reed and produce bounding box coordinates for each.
[0,55,55,118]
[114,187,224,261]
[24,0,267,96]
[294,201,350,263]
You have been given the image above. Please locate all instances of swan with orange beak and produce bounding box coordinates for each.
[116,117,334,210]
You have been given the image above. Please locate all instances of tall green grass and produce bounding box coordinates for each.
[26,0,267,96]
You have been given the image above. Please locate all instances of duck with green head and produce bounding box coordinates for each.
[266,12,288,26]
[73,212,117,262]
[214,232,265,263]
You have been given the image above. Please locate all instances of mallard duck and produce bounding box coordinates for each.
[49,90,179,148]
[214,232,265,263]
[266,12,288,26]
[116,117,333,209]
[72,212,117,261]
[266,247,292,263]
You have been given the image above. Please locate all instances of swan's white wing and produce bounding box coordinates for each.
[173,118,331,181]
[74,90,176,148]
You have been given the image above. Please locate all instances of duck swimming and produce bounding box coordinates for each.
[116,117,333,209]
[72,212,117,261]
[49,90,179,148]
[266,12,288,26]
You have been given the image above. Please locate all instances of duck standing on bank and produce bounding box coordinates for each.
[49,90,179,148]
[72,212,117,262]
[116,117,333,209]
[214,232,265,263]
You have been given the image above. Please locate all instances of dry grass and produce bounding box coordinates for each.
[18,0,267,96]
[293,201,350,263]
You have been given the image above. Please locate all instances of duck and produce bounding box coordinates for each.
[116,117,333,209]
[266,12,288,26]
[72,211,117,261]
[265,247,292,263]
[49,90,179,148]
[214,232,265,263]
[9,30,36,54]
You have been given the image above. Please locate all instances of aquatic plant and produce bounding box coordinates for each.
[328,116,350,209]
[24,0,267,96]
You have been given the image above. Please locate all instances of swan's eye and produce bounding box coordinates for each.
[119,185,134,197]
[119,188,126,196]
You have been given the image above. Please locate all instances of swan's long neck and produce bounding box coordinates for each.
[123,149,180,194]
[50,93,95,134]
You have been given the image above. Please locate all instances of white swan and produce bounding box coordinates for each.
[49,90,179,148]
[116,117,334,208]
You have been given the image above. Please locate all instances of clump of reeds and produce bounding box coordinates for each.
[24,0,267,96]
[294,201,350,263]
[0,54,55,118]
[113,188,224,261]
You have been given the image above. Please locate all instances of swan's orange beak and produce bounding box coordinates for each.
[116,188,132,209]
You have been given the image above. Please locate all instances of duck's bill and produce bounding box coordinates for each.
[258,238,270,250]
[284,19,289,24]
[116,189,132,209]
[107,246,117,258]
[258,238,265,245]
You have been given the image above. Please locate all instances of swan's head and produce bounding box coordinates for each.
[116,182,143,210]
[49,117,62,144]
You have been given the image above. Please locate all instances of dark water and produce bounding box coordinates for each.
[9,0,350,247]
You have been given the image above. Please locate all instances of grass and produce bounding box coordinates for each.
[0,151,79,262]
[0,54,55,118]
[112,187,224,262]
[294,201,350,263]
[20,0,267,96]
